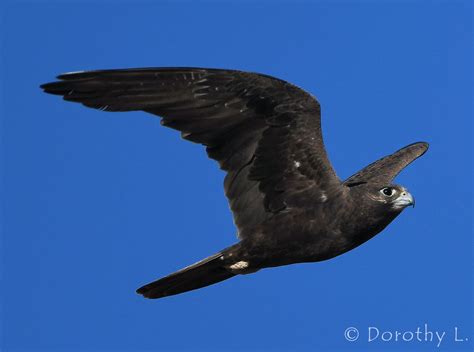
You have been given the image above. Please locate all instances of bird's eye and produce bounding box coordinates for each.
[380,187,395,197]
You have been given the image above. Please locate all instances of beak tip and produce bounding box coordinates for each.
[394,191,415,209]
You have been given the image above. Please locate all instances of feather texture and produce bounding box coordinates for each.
[42,67,339,239]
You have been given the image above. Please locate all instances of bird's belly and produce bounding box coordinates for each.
[240,228,354,269]
[244,207,375,268]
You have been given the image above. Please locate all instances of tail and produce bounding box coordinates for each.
[136,252,236,299]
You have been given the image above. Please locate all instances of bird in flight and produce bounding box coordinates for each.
[41,67,428,299]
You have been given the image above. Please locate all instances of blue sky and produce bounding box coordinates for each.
[1,1,472,351]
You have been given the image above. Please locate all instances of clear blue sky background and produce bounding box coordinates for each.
[1,1,472,351]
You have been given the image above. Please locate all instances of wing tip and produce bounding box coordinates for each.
[402,141,429,156]
[39,82,61,95]
[412,141,429,155]
[135,285,156,299]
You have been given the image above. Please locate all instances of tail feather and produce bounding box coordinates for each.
[136,252,235,299]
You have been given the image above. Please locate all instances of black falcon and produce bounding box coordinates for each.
[41,68,429,299]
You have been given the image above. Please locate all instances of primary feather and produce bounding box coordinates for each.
[42,67,339,239]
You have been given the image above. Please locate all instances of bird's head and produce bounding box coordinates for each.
[344,182,416,240]
[362,184,415,212]
[347,182,415,212]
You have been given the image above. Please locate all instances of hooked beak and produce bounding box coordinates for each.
[393,190,415,209]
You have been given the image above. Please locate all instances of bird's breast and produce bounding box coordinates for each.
[243,205,354,266]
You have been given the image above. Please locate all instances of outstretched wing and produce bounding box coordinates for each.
[344,142,429,185]
[41,67,341,239]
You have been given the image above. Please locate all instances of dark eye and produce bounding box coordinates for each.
[380,187,395,197]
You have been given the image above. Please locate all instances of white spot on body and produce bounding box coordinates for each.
[320,192,328,202]
[229,261,249,270]
[294,161,301,168]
